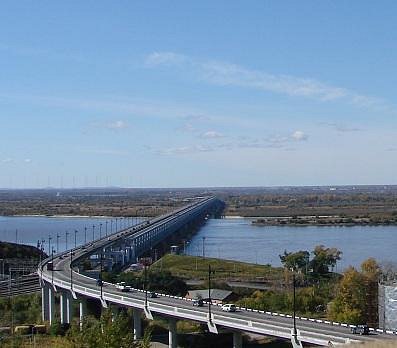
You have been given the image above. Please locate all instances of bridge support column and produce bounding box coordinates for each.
[60,292,67,324]
[133,308,142,340]
[66,291,72,323]
[168,318,177,348]
[233,331,242,348]
[41,282,49,322]
[48,285,55,325]
[79,298,87,330]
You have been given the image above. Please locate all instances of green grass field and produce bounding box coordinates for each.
[151,254,284,282]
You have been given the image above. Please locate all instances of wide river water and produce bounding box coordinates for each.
[188,217,397,271]
[0,216,395,270]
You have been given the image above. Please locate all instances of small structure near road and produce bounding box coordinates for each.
[186,289,236,305]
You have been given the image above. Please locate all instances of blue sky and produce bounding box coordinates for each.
[0,1,396,188]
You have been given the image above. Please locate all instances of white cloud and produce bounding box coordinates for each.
[2,158,13,163]
[145,52,187,67]
[321,122,362,133]
[145,52,386,108]
[105,120,128,130]
[24,158,32,163]
[200,130,224,139]
[291,131,308,141]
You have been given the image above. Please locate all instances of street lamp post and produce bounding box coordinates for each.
[92,225,95,242]
[70,250,73,291]
[292,272,297,337]
[56,234,60,253]
[99,223,102,239]
[208,264,215,322]
[115,218,118,232]
[202,237,206,258]
[105,221,108,236]
[110,220,113,234]
[65,231,69,251]
[74,230,78,248]
[51,247,55,285]
[84,227,87,244]
[48,236,52,256]
[100,251,103,299]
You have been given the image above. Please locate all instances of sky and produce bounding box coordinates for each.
[0,1,396,188]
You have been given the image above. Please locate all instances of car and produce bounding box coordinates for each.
[350,325,369,335]
[221,304,236,312]
[149,291,157,298]
[192,299,204,307]
[96,279,103,286]
[115,282,131,292]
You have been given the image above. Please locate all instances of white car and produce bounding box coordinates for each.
[115,282,131,292]
[221,304,236,312]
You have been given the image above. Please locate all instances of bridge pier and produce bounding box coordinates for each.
[168,318,177,348]
[41,282,49,322]
[233,331,242,348]
[60,292,67,324]
[133,308,142,340]
[79,298,87,330]
[48,285,55,325]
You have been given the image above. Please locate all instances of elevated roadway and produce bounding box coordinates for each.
[38,197,395,347]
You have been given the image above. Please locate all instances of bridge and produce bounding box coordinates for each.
[38,196,394,347]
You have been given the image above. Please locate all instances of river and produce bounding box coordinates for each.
[188,217,397,271]
[0,215,395,270]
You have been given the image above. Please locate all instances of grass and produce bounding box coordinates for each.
[151,254,284,282]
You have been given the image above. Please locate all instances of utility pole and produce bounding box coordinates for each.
[84,227,87,244]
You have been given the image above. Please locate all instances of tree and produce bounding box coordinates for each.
[361,258,380,326]
[279,250,310,272]
[310,245,342,275]
[328,258,380,326]
[328,267,367,324]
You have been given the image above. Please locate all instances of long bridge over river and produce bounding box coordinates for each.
[38,196,396,347]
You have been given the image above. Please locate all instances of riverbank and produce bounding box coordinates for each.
[252,215,397,226]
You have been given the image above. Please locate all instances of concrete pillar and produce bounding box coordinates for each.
[48,286,55,325]
[79,298,87,330]
[60,292,68,324]
[133,308,142,340]
[233,331,242,348]
[66,292,72,323]
[41,283,49,322]
[168,318,177,348]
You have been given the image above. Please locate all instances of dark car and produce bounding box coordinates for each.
[192,299,204,307]
[350,325,369,335]
[96,279,103,286]
[149,292,157,298]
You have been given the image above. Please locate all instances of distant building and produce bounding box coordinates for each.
[186,289,236,305]
[379,281,397,330]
